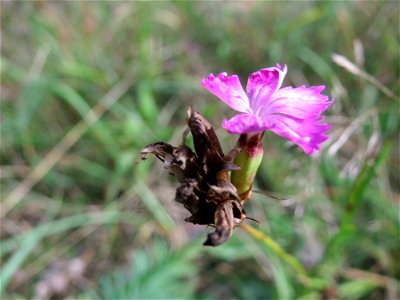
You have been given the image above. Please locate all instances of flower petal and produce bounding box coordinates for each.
[202,64,334,155]
[260,85,333,119]
[264,114,332,155]
[201,73,251,113]
[221,113,264,134]
[246,64,287,112]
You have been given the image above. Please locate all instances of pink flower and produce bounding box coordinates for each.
[200,64,334,155]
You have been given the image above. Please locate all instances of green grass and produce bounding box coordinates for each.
[1,1,399,299]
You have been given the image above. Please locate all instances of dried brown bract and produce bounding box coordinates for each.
[140,107,246,246]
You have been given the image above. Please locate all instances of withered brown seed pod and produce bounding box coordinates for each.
[140,107,246,246]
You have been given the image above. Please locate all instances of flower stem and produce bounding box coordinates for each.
[239,223,326,289]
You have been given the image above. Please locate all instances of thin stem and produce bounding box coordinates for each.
[239,223,325,289]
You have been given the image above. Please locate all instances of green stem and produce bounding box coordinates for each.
[240,223,326,289]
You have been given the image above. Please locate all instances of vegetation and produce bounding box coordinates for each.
[1,1,398,299]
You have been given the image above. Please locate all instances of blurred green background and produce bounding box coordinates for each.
[1,1,399,299]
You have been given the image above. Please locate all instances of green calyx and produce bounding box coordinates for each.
[231,133,264,200]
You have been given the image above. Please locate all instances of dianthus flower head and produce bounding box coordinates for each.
[200,64,334,155]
